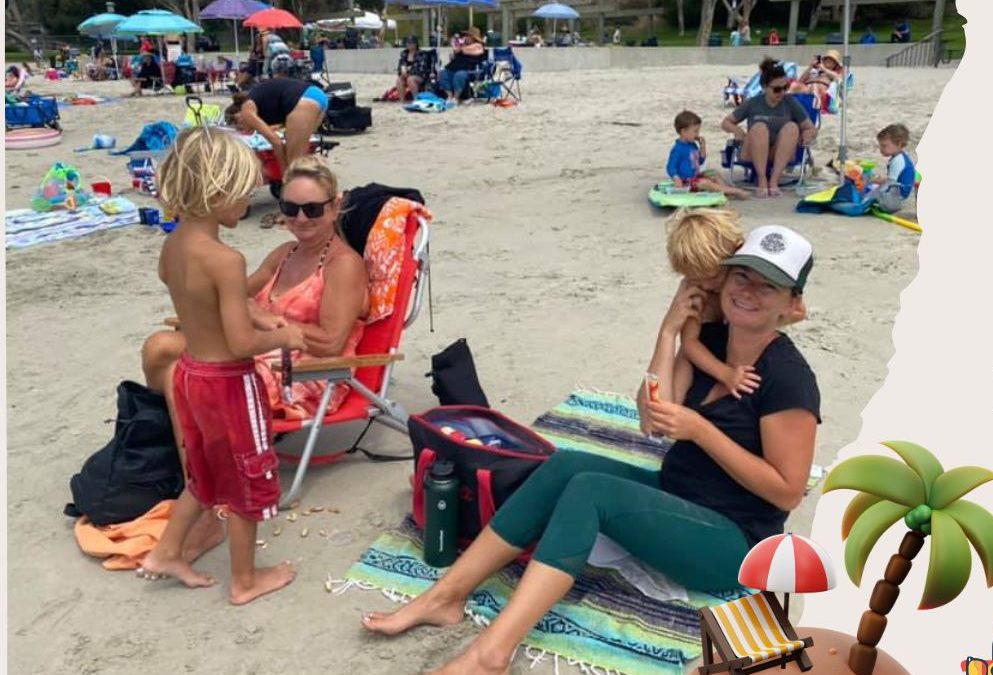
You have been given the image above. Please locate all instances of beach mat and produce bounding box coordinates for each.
[343,389,775,673]
[5,199,140,249]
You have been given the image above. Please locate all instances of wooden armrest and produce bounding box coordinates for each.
[267,352,404,373]
[164,316,180,328]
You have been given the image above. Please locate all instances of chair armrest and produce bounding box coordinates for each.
[267,352,404,373]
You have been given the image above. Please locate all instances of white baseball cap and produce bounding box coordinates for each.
[722,225,814,293]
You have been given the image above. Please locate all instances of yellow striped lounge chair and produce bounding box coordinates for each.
[698,591,814,674]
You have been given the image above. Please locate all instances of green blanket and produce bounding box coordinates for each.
[343,389,778,674]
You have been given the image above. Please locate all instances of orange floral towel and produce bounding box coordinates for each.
[365,197,432,323]
[74,500,175,570]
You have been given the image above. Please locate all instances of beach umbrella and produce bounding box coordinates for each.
[78,4,128,79]
[114,10,203,64]
[200,0,269,61]
[244,7,303,30]
[533,3,580,45]
[738,533,837,616]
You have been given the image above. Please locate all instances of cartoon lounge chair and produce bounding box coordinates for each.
[698,533,836,674]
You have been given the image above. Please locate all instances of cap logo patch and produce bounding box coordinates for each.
[760,233,786,254]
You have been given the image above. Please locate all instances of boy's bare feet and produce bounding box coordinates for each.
[181,510,226,563]
[361,589,465,635]
[137,551,216,588]
[229,561,296,605]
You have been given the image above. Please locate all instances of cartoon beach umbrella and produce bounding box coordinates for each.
[738,532,837,615]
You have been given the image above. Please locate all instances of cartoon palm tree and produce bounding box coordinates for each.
[822,440,993,675]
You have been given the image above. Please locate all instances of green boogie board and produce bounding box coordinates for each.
[648,181,727,209]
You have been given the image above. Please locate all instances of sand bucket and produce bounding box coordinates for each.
[90,176,113,197]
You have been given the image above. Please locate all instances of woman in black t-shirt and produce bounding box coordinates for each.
[360,225,820,674]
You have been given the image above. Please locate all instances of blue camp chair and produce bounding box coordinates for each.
[721,92,820,188]
[468,47,523,102]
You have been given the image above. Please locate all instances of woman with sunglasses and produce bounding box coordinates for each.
[721,58,817,198]
[140,156,368,558]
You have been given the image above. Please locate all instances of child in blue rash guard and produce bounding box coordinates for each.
[871,123,917,213]
[667,110,749,200]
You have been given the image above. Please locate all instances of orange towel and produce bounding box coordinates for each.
[74,500,175,570]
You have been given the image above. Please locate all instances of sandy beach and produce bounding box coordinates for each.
[5,62,951,674]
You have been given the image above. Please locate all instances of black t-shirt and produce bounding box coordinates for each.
[446,51,486,73]
[248,78,311,126]
[136,59,162,81]
[658,322,820,546]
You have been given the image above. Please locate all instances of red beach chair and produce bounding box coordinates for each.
[271,195,431,506]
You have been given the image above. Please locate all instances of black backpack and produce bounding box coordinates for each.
[64,381,185,526]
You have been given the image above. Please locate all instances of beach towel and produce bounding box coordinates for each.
[5,198,140,249]
[110,121,178,156]
[74,500,175,570]
[404,92,454,114]
[340,388,827,674]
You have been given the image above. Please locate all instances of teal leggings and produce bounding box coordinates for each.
[488,451,750,592]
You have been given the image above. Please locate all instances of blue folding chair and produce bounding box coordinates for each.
[489,47,523,101]
[721,92,819,187]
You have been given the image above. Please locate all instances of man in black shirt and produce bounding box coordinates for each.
[129,53,163,97]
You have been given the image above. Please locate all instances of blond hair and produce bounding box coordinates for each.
[157,127,260,219]
[665,208,744,278]
[281,155,345,236]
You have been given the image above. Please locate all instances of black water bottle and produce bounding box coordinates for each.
[423,460,459,567]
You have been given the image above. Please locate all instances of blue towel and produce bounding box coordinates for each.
[404,92,454,114]
[111,121,178,156]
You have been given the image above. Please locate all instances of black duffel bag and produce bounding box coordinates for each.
[64,381,185,526]
[322,81,372,133]
[410,406,555,544]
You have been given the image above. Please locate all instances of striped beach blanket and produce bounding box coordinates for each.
[5,200,140,249]
[343,388,790,674]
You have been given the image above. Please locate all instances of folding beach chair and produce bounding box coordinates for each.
[271,194,431,506]
[486,47,523,101]
[721,92,820,188]
[698,591,813,674]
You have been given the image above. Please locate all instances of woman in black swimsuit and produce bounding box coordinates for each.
[225,69,329,174]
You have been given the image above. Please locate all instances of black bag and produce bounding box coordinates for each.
[426,338,489,407]
[322,82,372,133]
[410,406,555,542]
[64,381,185,526]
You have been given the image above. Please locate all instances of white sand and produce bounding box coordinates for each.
[5,64,951,674]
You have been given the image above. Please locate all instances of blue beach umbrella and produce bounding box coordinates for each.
[78,7,129,78]
[200,0,269,60]
[114,9,203,64]
[533,2,579,44]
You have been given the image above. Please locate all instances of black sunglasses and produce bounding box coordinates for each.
[278,199,334,219]
[769,85,787,93]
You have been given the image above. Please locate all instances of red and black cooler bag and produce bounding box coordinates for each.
[410,406,556,544]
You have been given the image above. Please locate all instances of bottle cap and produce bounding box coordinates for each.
[430,460,455,479]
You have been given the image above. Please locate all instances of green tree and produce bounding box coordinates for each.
[823,441,993,675]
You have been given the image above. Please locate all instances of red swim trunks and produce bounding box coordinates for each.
[173,352,280,521]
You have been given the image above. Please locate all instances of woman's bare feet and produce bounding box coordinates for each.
[138,551,216,588]
[361,588,465,636]
[229,562,296,605]
[181,510,226,563]
[768,185,783,197]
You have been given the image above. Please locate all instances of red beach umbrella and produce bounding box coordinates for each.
[243,7,303,29]
[738,532,836,615]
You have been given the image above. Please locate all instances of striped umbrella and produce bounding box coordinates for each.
[738,532,836,615]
